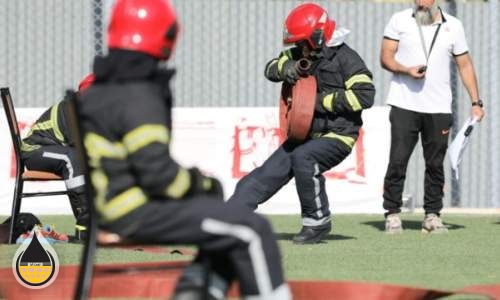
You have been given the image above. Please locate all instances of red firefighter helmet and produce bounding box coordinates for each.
[78,73,95,91]
[283,3,336,49]
[107,0,179,59]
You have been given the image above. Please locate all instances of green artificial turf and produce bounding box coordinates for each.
[272,214,500,291]
[1,214,499,292]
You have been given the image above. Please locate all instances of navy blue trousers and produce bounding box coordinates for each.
[229,137,352,226]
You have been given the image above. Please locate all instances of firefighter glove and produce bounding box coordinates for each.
[282,59,300,85]
[187,167,224,201]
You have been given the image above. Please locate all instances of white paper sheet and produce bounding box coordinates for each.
[448,117,478,179]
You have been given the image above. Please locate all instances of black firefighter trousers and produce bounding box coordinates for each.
[105,198,290,299]
[383,106,452,216]
[22,144,89,228]
[228,137,352,227]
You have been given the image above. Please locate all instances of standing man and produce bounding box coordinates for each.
[21,74,94,241]
[381,0,485,233]
[228,3,375,244]
[78,0,290,299]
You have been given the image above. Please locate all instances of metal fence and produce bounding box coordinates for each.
[0,0,498,208]
[0,0,95,106]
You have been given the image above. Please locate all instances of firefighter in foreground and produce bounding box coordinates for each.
[21,74,94,241]
[77,0,290,299]
[229,3,376,244]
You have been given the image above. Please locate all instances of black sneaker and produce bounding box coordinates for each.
[292,222,332,245]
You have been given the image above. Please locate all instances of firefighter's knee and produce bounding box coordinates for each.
[290,148,314,171]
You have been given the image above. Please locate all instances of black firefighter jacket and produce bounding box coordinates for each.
[265,43,376,149]
[21,98,74,153]
[78,52,201,224]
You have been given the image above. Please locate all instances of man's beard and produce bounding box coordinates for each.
[415,2,439,26]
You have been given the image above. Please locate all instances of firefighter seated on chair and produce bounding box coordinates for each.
[20,74,94,241]
[77,0,291,299]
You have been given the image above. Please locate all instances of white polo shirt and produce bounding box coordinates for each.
[384,8,469,113]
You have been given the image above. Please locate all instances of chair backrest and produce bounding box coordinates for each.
[1,87,25,178]
[63,90,98,300]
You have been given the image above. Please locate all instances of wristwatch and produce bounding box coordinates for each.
[472,99,483,108]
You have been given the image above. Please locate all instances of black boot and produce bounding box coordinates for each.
[171,287,220,300]
[171,287,203,300]
[68,188,89,241]
[292,222,332,245]
[172,263,227,300]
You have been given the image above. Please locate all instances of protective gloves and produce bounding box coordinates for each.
[187,167,224,201]
[281,60,300,85]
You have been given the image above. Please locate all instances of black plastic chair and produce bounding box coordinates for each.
[1,87,69,244]
[64,90,210,300]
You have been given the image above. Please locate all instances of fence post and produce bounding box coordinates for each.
[489,0,499,208]
[93,0,104,56]
[447,0,460,207]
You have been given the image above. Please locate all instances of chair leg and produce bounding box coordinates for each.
[8,178,23,244]
[75,214,97,300]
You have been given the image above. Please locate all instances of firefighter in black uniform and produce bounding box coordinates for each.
[228,3,376,245]
[77,0,290,299]
[21,74,94,241]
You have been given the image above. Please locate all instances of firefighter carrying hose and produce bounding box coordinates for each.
[229,3,376,244]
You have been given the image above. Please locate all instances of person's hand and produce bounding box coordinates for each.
[472,105,485,122]
[407,65,426,79]
[203,176,224,200]
[282,59,300,84]
[187,167,224,200]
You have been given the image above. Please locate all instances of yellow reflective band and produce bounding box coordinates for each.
[202,177,212,191]
[345,74,373,89]
[313,132,356,149]
[75,225,87,231]
[165,168,191,199]
[322,93,335,112]
[101,187,147,222]
[84,133,126,167]
[345,90,363,112]
[50,102,65,142]
[24,120,51,140]
[123,125,170,154]
[30,120,52,131]
[277,55,289,74]
[21,142,41,152]
[91,170,109,217]
[265,60,278,77]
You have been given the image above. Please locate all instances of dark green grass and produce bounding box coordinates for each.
[1,214,499,291]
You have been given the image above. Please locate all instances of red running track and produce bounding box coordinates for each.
[0,262,499,299]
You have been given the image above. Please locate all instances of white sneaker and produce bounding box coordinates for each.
[422,213,448,234]
[385,213,403,234]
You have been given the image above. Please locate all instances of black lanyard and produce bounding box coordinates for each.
[417,22,442,65]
